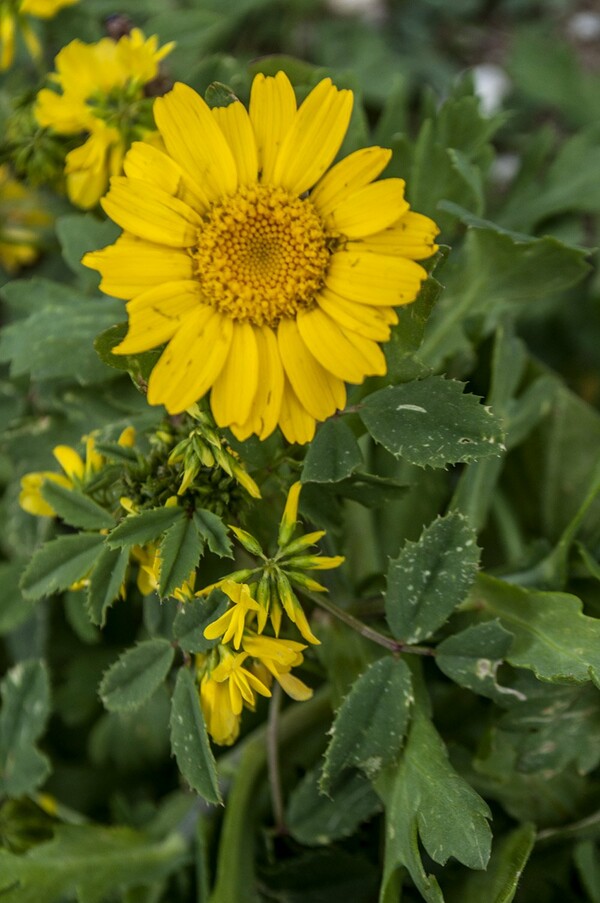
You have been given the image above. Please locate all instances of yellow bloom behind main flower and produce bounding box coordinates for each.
[0,165,51,272]
[35,29,174,209]
[83,71,439,444]
[0,0,77,71]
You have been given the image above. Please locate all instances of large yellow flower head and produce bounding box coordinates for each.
[35,29,174,209]
[84,72,439,444]
[0,0,77,71]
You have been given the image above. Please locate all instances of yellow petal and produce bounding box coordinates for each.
[276,671,313,701]
[212,101,258,186]
[348,210,440,260]
[53,445,84,480]
[310,146,392,216]
[316,287,393,341]
[153,82,237,204]
[82,232,194,300]
[115,281,203,354]
[249,71,297,185]
[229,325,283,441]
[273,78,353,196]
[326,250,426,307]
[19,472,71,517]
[278,377,317,445]
[277,318,345,421]
[102,177,202,247]
[297,307,384,382]
[123,141,208,212]
[327,179,408,238]
[210,321,259,428]
[147,307,233,413]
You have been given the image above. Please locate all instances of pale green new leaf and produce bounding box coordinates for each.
[170,667,221,804]
[0,824,186,903]
[99,639,175,713]
[20,533,106,600]
[473,573,600,685]
[386,512,480,644]
[360,377,504,468]
[322,657,412,791]
[0,660,50,797]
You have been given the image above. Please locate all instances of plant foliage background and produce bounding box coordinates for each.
[1,0,600,901]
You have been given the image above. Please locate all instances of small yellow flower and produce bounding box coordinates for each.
[35,29,174,208]
[203,580,261,649]
[198,670,241,747]
[83,71,439,442]
[0,0,78,71]
[243,633,313,701]
[0,165,51,273]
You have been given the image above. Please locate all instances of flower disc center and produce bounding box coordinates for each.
[193,184,331,326]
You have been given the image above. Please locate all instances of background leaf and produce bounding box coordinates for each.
[99,639,175,713]
[0,660,50,797]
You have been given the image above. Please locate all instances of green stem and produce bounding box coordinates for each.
[267,683,286,836]
[302,589,436,657]
[536,808,600,846]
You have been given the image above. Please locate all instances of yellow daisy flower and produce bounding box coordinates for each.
[0,0,77,71]
[0,164,51,272]
[83,72,439,444]
[35,29,174,209]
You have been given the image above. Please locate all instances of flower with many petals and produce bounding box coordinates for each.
[83,71,439,443]
[35,29,173,208]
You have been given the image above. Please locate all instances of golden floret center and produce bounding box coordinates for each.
[192,185,331,326]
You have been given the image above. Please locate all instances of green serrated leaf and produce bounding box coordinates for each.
[158,516,203,598]
[172,590,229,654]
[288,766,382,846]
[170,667,221,804]
[99,640,175,713]
[20,533,106,600]
[40,481,115,530]
[302,418,363,484]
[436,620,517,703]
[322,657,412,791]
[107,507,184,549]
[193,509,233,558]
[376,709,492,900]
[0,824,186,903]
[473,573,600,685]
[360,376,504,468]
[386,512,480,643]
[0,660,50,797]
[449,823,536,903]
[86,545,130,627]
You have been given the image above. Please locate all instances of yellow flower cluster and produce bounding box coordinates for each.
[0,164,50,273]
[35,29,173,208]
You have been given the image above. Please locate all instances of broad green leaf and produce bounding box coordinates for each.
[288,766,381,846]
[322,657,412,791]
[384,274,443,382]
[302,418,363,484]
[40,481,115,530]
[86,545,130,627]
[172,590,228,654]
[158,516,204,598]
[386,512,480,643]
[56,213,120,289]
[170,667,221,804]
[193,509,233,558]
[360,377,504,468]
[0,660,50,797]
[0,824,186,903]
[449,823,536,903]
[99,639,175,713]
[473,573,600,685]
[376,709,492,900]
[20,533,106,600]
[436,621,518,704]
[106,506,185,549]
[575,842,600,903]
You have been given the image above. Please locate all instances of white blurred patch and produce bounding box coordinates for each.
[491,153,520,189]
[472,64,511,116]
[568,11,600,41]
[326,0,386,24]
